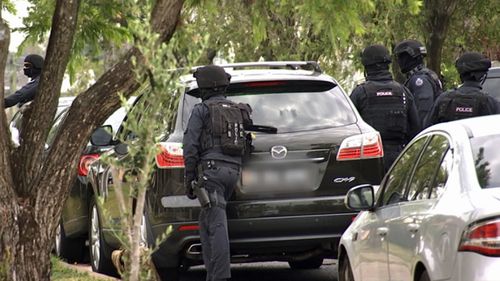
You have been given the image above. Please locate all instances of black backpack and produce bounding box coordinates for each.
[437,88,491,122]
[203,100,253,157]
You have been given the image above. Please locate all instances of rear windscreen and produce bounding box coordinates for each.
[483,77,500,101]
[471,135,500,189]
[183,81,357,133]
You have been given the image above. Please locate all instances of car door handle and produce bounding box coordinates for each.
[376,227,388,236]
[407,223,420,233]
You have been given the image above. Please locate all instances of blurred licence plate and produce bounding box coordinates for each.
[242,168,310,187]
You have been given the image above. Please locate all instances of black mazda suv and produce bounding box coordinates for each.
[87,61,385,278]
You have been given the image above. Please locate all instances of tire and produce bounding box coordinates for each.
[418,270,431,281]
[54,222,85,263]
[288,256,324,269]
[88,198,117,276]
[339,255,355,281]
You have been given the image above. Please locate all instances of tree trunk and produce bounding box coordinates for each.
[0,0,184,280]
[423,0,459,76]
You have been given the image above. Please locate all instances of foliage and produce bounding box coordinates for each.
[1,0,15,15]
[51,256,111,281]
[93,2,205,280]
[18,0,133,85]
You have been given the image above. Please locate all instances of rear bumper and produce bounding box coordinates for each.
[149,212,356,267]
[447,252,500,281]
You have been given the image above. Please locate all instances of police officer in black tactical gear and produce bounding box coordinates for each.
[183,65,252,281]
[425,52,499,127]
[394,40,442,125]
[351,44,421,171]
[4,54,44,108]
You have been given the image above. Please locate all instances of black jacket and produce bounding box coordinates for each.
[4,75,40,108]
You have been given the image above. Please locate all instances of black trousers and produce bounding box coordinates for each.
[199,164,240,281]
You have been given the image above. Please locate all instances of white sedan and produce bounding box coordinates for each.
[338,114,500,281]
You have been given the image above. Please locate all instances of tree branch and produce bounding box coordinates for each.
[17,0,81,196]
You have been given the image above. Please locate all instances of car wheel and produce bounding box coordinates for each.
[89,198,117,276]
[339,255,355,281]
[418,270,431,281]
[55,222,85,263]
[288,256,324,269]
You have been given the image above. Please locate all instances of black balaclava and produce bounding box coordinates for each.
[193,65,231,101]
[397,52,424,74]
[23,54,44,78]
[394,40,426,74]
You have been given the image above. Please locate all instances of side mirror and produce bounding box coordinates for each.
[345,184,375,211]
[90,125,113,146]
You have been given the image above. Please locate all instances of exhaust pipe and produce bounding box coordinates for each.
[186,243,202,255]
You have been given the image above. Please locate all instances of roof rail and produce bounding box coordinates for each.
[194,61,323,74]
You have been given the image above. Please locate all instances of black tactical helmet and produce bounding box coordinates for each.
[361,44,392,66]
[394,40,427,58]
[24,54,44,69]
[455,52,491,75]
[193,65,231,89]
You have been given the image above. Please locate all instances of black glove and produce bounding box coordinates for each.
[185,180,197,200]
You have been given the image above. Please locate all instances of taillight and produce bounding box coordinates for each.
[156,142,184,169]
[78,154,100,176]
[337,132,384,161]
[458,218,500,256]
[178,225,199,231]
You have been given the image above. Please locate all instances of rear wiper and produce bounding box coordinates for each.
[246,124,278,134]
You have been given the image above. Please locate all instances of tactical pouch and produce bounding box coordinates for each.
[192,180,211,208]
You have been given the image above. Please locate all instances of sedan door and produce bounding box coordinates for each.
[385,134,451,281]
[354,136,428,281]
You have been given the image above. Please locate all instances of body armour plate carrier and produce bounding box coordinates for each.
[437,87,491,123]
[407,67,443,99]
[362,81,408,141]
[201,100,253,157]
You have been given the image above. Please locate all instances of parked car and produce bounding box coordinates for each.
[338,114,500,281]
[9,96,75,147]
[483,66,500,102]
[53,98,136,264]
[87,61,385,279]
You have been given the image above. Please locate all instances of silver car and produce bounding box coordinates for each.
[338,114,500,281]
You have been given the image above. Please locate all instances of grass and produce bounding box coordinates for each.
[51,256,112,281]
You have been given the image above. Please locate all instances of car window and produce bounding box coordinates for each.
[380,136,428,206]
[406,134,450,201]
[483,77,500,101]
[430,148,453,199]
[183,84,356,133]
[117,94,177,141]
[470,134,500,189]
[46,109,69,147]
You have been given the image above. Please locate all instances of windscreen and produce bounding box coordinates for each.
[183,82,356,133]
[470,135,500,189]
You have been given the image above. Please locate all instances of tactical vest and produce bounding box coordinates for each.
[437,87,491,123]
[201,100,253,157]
[412,67,443,99]
[361,81,408,141]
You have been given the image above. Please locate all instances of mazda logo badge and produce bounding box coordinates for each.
[271,145,287,159]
